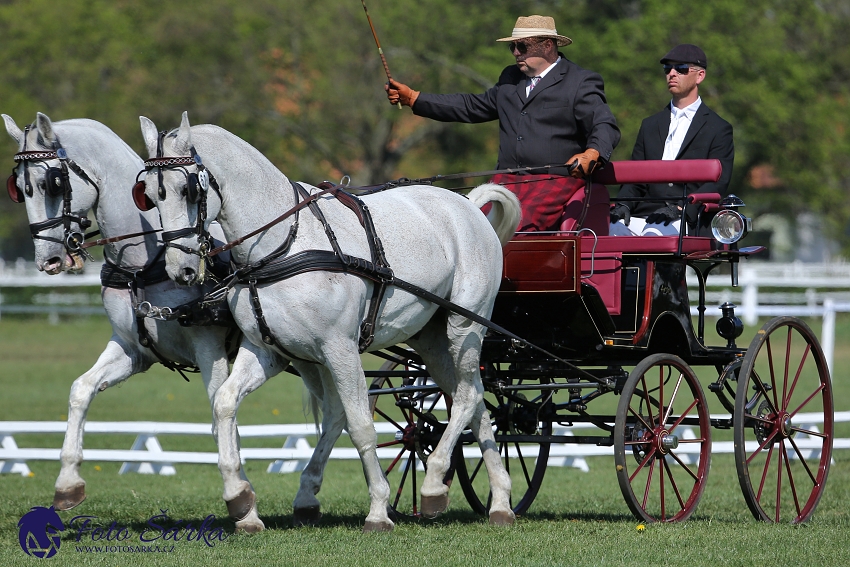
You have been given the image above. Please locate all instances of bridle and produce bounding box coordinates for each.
[7,126,100,258]
[132,131,222,279]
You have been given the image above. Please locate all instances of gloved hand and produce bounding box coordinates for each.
[610,203,631,225]
[385,79,420,107]
[644,203,682,225]
[566,148,600,178]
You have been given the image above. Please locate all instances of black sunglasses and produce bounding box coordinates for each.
[663,64,696,75]
[508,39,546,54]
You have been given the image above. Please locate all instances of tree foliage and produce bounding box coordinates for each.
[0,0,848,259]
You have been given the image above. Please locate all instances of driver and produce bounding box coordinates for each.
[386,15,620,232]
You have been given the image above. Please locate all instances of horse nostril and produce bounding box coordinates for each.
[181,268,196,284]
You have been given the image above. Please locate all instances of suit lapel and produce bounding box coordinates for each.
[522,59,566,107]
[676,105,709,158]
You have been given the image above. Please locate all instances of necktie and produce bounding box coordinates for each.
[528,76,541,95]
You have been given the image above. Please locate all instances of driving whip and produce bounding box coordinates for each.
[360,0,402,109]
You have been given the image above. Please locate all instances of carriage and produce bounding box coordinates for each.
[364,158,834,524]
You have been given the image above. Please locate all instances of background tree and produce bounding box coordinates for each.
[0,0,848,260]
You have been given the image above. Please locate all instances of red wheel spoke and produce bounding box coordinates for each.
[629,446,658,482]
[658,367,665,427]
[782,328,792,409]
[787,436,819,485]
[661,373,684,426]
[791,426,828,439]
[775,439,785,522]
[747,428,780,466]
[756,443,775,503]
[642,457,657,509]
[749,372,778,416]
[781,442,802,518]
[789,383,826,418]
[384,448,406,475]
[391,452,414,512]
[377,440,401,449]
[766,337,780,411]
[374,407,407,431]
[660,456,666,521]
[628,405,655,431]
[783,344,812,409]
[640,376,657,427]
[668,450,701,482]
[668,398,700,430]
[662,456,687,510]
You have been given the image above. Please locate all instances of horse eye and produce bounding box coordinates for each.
[37,179,46,191]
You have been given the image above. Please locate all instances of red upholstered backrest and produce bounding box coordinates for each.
[593,159,722,185]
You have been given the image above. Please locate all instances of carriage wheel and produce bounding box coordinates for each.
[614,353,711,523]
[368,357,454,519]
[454,373,552,516]
[733,317,833,523]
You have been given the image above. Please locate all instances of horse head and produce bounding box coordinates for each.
[3,113,101,273]
[139,112,221,286]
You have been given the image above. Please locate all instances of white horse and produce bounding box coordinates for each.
[2,113,237,511]
[138,112,521,532]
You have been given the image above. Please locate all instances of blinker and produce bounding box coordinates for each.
[46,168,64,197]
[132,180,156,211]
[7,172,24,203]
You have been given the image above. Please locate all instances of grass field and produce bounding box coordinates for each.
[1,315,849,566]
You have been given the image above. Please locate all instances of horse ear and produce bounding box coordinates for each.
[2,114,23,145]
[173,111,192,156]
[139,116,159,158]
[36,112,57,146]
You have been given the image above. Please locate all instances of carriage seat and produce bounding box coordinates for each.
[557,159,723,237]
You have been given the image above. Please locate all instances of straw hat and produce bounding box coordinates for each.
[496,15,572,47]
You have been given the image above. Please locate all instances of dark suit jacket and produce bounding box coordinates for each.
[616,102,734,218]
[412,56,620,176]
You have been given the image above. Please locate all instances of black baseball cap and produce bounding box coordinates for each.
[660,44,707,69]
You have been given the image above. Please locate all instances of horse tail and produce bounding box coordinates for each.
[467,183,521,246]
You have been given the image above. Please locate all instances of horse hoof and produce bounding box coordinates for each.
[225,488,256,521]
[362,520,394,533]
[53,484,86,511]
[235,518,265,534]
[293,505,322,527]
[420,494,450,519]
[488,510,516,526]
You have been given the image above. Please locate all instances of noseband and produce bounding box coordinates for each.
[9,126,99,257]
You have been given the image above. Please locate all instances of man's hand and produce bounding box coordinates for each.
[610,203,631,225]
[644,203,682,225]
[566,148,600,178]
[385,79,419,107]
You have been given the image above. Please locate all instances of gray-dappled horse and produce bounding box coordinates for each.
[138,112,522,532]
[3,113,238,512]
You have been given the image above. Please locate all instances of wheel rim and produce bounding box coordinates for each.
[369,357,451,519]
[733,317,833,523]
[614,354,711,523]
[454,373,551,516]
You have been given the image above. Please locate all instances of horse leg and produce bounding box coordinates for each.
[409,316,514,525]
[291,363,347,527]
[323,350,393,532]
[55,339,143,510]
[212,340,279,533]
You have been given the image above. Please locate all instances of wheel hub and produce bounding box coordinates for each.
[659,431,679,454]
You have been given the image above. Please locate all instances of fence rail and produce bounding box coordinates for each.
[1,413,845,477]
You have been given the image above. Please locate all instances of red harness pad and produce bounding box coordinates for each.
[490,173,584,232]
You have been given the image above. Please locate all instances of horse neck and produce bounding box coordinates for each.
[57,121,162,268]
[192,127,298,266]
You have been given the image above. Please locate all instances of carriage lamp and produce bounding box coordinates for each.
[716,302,744,348]
[711,194,752,244]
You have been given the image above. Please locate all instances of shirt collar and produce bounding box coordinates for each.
[669,96,702,119]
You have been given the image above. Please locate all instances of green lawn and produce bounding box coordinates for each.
[1,315,848,566]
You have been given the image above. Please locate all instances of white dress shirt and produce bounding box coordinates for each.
[662,97,702,160]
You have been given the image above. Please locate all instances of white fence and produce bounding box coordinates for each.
[1,413,846,477]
